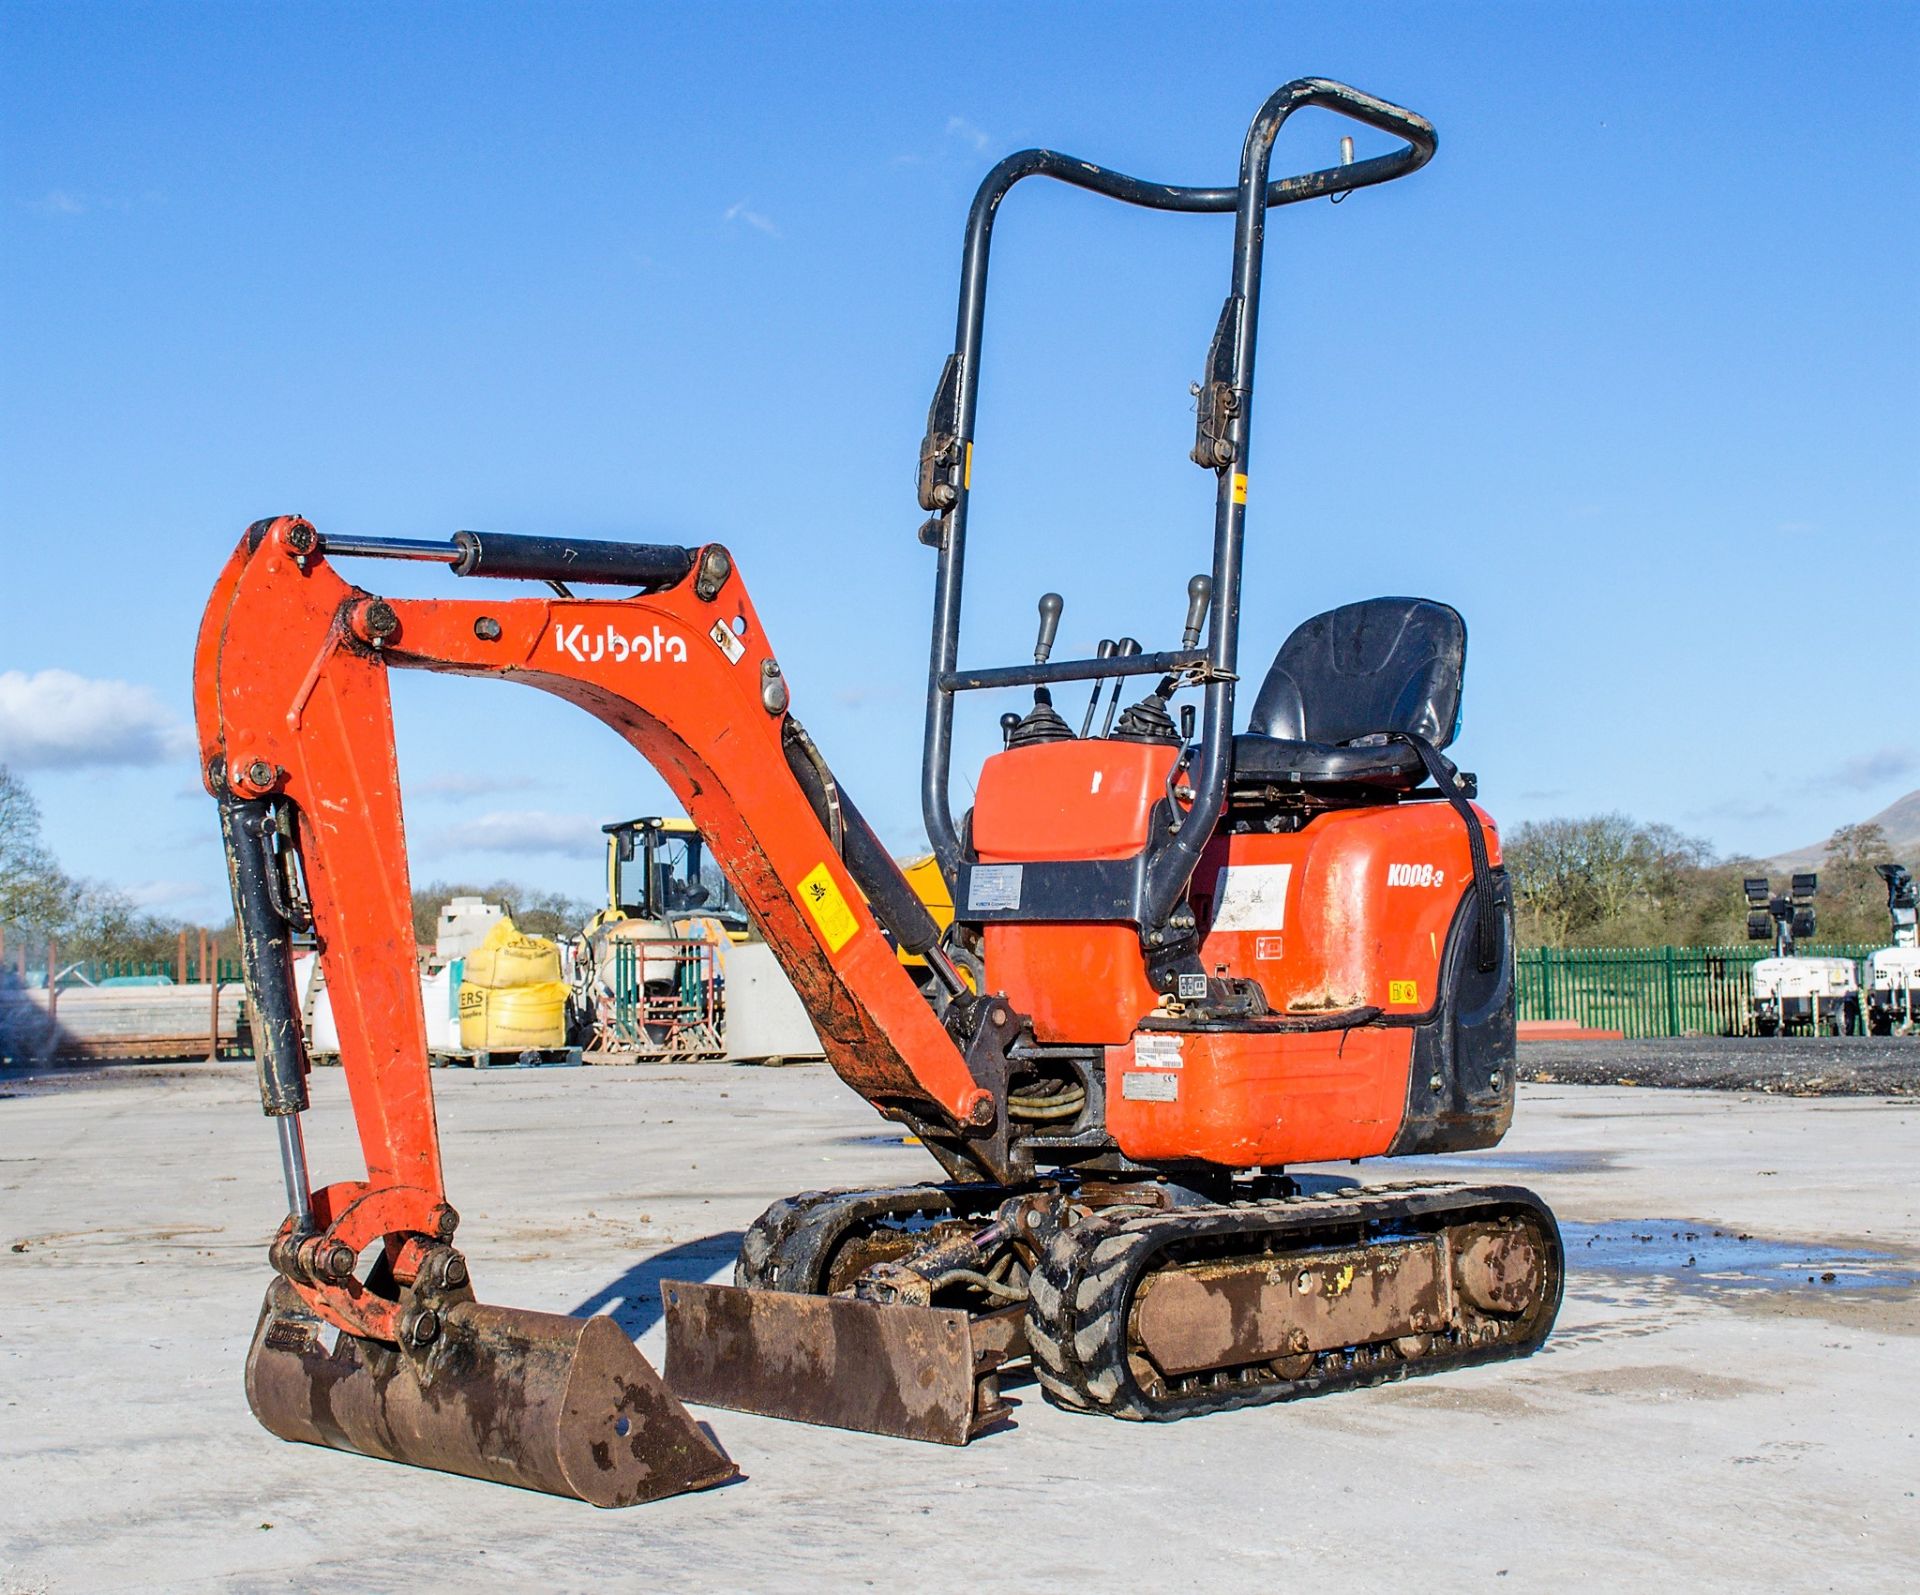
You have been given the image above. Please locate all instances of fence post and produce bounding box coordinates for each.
[1663,945,1678,1037]
[44,938,59,1060]
[1541,948,1555,1020]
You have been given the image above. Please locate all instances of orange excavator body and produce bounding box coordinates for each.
[198,74,1562,1508]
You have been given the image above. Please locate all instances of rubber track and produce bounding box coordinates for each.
[1027,1181,1562,1422]
[734,1183,1004,1294]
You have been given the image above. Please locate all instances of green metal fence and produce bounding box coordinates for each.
[2,955,243,989]
[1515,944,1880,1039]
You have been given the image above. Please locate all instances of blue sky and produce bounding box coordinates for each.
[3,2,1915,924]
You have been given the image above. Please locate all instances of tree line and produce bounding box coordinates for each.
[1,764,594,971]
[1505,813,1900,949]
[4,760,1907,964]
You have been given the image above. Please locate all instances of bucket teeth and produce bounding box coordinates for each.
[245,1277,737,1507]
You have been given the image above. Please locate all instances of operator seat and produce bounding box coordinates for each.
[1231,597,1466,791]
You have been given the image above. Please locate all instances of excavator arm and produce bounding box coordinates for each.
[195,515,997,1501]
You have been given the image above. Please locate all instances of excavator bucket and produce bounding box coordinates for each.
[246,1279,737,1507]
[660,1280,1020,1446]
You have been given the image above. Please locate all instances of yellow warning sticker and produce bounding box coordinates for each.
[1231,472,1248,505]
[964,442,973,491]
[797,863,859,953]
[1389,979,1420,1005]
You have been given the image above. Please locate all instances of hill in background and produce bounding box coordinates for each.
[1769,788,1920,872]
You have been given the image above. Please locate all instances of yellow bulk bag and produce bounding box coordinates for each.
[459,979,570,1051]
[461,915,562,989]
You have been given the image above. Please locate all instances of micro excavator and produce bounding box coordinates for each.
[196,77,1562,1507]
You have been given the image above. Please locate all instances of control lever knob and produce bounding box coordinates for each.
[1033,593,1064,664]
[1181,575,1213,650]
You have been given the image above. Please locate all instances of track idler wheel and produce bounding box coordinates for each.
[245,1277,736,1507]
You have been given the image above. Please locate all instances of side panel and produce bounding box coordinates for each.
[1193,802,1500,1020]
[1104,1026,1413,1165]
[972,741,1179,861]
[1106,802,1513,1167]
[975,739,1178,1042]
[984,922,1160,1045]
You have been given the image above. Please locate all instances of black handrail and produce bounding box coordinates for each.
[918,78,1435,937]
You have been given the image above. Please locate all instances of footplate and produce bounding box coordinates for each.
[246,1277,738,1506]
[661,1280,1020,1446]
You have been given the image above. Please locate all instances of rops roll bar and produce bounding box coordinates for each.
[916,78,1435,936]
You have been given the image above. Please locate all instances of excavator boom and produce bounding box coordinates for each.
[196,518,998,1500]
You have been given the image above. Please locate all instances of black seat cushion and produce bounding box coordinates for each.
[1233,598,1465,791]
[1231,733,1427,790]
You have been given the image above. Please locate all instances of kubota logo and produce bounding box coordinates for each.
[1386,862,1445,887]
[551,622,689,664]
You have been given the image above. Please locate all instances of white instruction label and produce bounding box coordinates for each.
[967,864,1023,912]
[1122,1071,1180,1102]
[1133,1033,1185,1069]
[1210,863,1292,931]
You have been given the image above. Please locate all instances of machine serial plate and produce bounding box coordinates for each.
[1122,1071,1179,1102]
[966,864,1024,912]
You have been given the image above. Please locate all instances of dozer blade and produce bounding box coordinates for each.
[661,1280,1020,1446]
[245,1277,737,1506]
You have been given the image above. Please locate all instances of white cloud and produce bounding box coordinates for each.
[125,878,221,913]
[1837,745,1916,790]
[723,199,781,237]
[441,809,601,857]
[28,189,87,215]
[417,771,538,800]
[945,116,992,153]
[0,669,195,771]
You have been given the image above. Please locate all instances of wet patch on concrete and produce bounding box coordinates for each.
[1382,1148,1619,1177]
[1554,1362,1771,1403]
[1562,1220,1920,1293]
[1372,1383,1549,1420]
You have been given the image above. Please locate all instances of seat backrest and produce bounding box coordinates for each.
[1246,597,1466,749]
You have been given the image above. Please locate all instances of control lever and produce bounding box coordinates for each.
[1033,592,1063,663]
[1100,638,1142,737]
[1114,579,1211,746]
[1164,702,1200,825]
[1181,575,1213,649]
[1009,593,1074,747]
[1080,639,1117,737]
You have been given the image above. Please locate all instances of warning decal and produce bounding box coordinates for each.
[1388,980,1420,1005]
[709,618,745,665]
[796,863,859,953]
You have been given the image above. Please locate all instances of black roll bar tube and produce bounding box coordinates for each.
[917,79,1435,933]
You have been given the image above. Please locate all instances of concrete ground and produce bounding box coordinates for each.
[1,1057,1915,1593]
